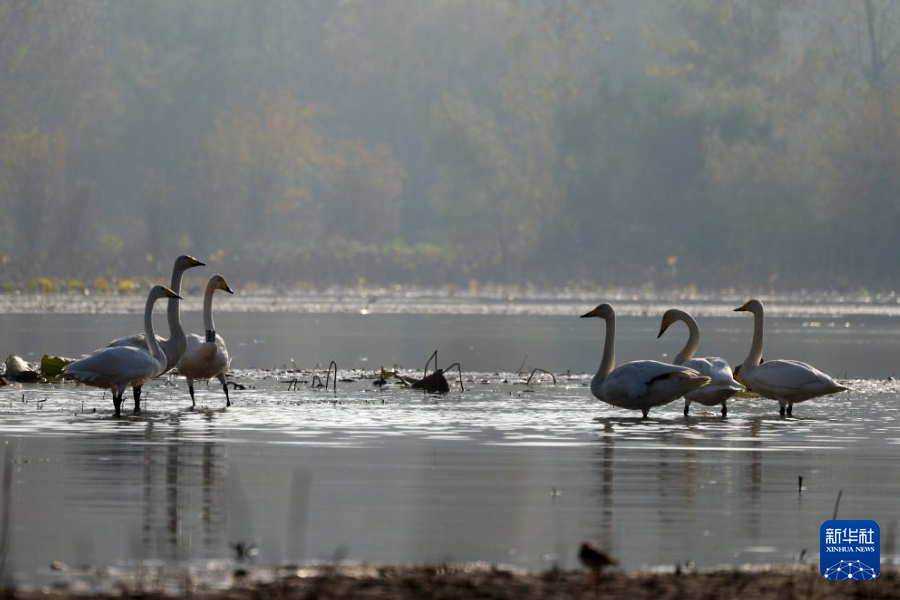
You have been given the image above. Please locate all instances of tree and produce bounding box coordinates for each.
[321,141,404,243]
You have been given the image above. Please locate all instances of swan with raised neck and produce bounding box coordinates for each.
[734,298,850,416]
[580,303,711,418]
[65,285,182,417]
[658,308,742,416]
[176,275,235,408]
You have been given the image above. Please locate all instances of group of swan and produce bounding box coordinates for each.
[61,257,847,420]
[583,300,848,418]
[63,256,234,417]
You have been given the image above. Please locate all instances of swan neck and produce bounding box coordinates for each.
[144,294,164,362]
[203,280,216,335]
[743,309,764,371]
[167,264,187,342]
[674,314,700,364]
[595,314,616,383]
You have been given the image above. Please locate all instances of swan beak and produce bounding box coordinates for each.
[165,290,183,300]
[580,308,598,318]
[191,258,206,267]
[223,284,234,294]
[657,323,669,338]
[734,303,749,312]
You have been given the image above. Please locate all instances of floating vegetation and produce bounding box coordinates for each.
[40,354,75,382]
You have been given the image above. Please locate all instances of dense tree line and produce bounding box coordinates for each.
[1,0,899,291]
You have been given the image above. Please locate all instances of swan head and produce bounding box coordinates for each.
[210,275,234,294]
[150,285,183,301]
[580,303,614,320]
[176,255,206,270]
[657,308,685,338]
[734,299,764,315]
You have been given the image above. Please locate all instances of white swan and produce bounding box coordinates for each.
[581,303,711,418]
[734,299,849,416]
[64,285,182,417]
[658,308,743,416]
[176,275,234,408]
[107,254,205,412]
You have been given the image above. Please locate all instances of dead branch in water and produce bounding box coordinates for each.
[525,368,557,387]
[423,351,438,379]
[515,355,528,375]
[324,361,338,392]
[445,362,464,392]
[411,369,450,394]
[406,351,465,394]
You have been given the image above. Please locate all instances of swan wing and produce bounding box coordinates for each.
[64,346,161,387]
[744,359,846,398]
[107,333,164,349]
[684,357,742,390]
[602,360,705,401]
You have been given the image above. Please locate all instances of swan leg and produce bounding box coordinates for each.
[787,403,793,416]
[187,378,195,409]
[683,400,690,417]
[113,393,122,419]
[779,399,787,417]
[641,408,649,419]
[721,403,727,417]
[133,385,142,414]
[218,373,231,407]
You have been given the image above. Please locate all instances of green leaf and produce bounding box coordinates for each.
[40,354,75,382]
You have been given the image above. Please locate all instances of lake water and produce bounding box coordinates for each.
[0,291,898,588]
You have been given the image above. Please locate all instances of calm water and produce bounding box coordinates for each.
[0,296,898,587]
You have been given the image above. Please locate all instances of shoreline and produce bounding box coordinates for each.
[12,563,898,599]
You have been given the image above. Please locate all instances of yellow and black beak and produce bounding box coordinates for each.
[164,288,183,300]
[580,308,598,318]
[223,283,234,294]
[734,302,750,312]
[190,257,207,267]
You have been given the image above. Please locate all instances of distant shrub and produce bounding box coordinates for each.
[67,279,85,292]
[116,279,141,292]
[27,277,56,293]
[93,277,112,293]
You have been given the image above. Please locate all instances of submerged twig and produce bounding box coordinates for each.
[832,489,844,520]
[525,368,557,387]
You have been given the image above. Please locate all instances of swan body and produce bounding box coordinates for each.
[107,254,205,411]
[734,299,849,416]
[582,303,711,418]
[65,286,182,417]
[658,308,743,416]
[175,275,234,407]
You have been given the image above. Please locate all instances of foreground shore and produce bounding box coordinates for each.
[14,564,900,600]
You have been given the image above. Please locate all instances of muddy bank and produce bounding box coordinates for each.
[14,564,900,600]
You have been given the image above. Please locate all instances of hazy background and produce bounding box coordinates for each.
[1,0,899,291]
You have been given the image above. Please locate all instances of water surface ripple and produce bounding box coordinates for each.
[0,371,896,587]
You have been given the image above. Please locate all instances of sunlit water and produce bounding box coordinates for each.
[0,295,898,588]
